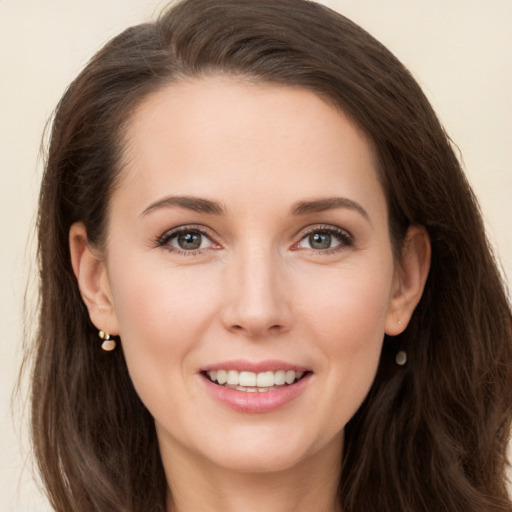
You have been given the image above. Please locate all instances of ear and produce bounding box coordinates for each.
[385,225,431,336]
[69,222,119,335]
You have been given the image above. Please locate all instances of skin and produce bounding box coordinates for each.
[70,77,430,512]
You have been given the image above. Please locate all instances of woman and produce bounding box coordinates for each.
[29,0,512,511]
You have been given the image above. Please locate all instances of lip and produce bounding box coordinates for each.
[201,359,309,373]
[200,360,312,413]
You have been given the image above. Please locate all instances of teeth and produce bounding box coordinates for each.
[285,370,295,384]
[274,370,286,385]
[256,371,274,387]
[239,371,257,387]
[205,369,306,389]
[226,370,238,385]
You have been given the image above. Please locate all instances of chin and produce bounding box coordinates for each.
[196,425,344,475]
[214,449,304,474]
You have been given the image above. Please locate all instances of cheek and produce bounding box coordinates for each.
[297,262,394,421]
[298,260,394,349]
[315,279,389,379]
[107,260,220,396]
[110,258,218,339]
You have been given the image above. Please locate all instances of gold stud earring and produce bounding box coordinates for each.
[99,330,116,351]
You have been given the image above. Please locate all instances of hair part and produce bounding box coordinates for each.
[30,1,512,511]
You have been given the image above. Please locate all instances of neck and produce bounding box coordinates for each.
[162,434,343,512]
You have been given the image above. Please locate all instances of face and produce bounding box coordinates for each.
[94,77,405,475]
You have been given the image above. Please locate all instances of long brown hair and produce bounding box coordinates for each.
[30,0,512,510]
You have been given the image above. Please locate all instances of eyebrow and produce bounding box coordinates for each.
[291,197,371,224]
[140,195,225,217]
[140,194,370,224]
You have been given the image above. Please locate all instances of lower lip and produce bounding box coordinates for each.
[201,373,312,413]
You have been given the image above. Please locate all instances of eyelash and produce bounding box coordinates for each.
[293,225,354,254]
[156,225,218,256]
[155,224,354,256]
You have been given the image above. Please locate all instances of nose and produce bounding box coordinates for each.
[220,245,292,338]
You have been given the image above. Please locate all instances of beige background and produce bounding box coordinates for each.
[1,1,511,510]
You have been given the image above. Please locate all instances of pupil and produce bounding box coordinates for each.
[178,232,201,250]
[310,232,331,249]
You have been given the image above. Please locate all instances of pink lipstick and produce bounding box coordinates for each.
[200,360,312,413]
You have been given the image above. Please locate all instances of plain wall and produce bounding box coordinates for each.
[1,1,510,510]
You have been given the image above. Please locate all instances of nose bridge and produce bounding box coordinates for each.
[222,240,290,336]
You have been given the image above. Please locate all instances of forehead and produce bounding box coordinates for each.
[116,76,385,218]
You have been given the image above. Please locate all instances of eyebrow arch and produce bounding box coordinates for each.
[291,197,371,224]
[140,195,225,217]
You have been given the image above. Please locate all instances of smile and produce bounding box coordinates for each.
[201,365,312,413]
[205,369,306,392]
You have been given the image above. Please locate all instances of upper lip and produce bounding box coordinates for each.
[200,359,310,373]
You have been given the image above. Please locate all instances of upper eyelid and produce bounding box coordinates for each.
[293,225,354,252]
[156,223,353,249]
[159,224,213,238]
[160,224,350,237]
[157,224,218,248]
[295,223,352,239]
[155,226,222,257]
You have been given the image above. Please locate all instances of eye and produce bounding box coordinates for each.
[295,226,352,252]
[172,231,207,250]
[157,226,218,253]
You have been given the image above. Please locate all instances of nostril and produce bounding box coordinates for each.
[229,323,284,334]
